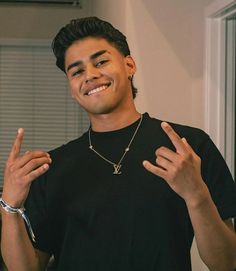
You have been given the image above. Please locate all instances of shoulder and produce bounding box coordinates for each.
[143,112,210,149]
[29,130,89,175]
[31,131,89,188]
[48,131,88,161]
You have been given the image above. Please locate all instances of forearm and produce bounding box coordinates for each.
[187,187,236,271]
[1,212,42,271]
[0,129,52,270]
[142,122,236,269]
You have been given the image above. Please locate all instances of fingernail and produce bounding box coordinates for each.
[43,164,49,170]
[18,128,23,134]
[161,122,169,128]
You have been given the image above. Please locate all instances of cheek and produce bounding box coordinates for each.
[69,86,75,98]
[68,81,75,96]
[108,69,127,85]
[68,79,81,94]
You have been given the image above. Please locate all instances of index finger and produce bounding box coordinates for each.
[8,128,25,161]
[161,122,185,153]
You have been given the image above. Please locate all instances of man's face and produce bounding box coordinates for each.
[65,37,136,116]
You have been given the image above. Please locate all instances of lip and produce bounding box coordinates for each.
[83,82,111,96]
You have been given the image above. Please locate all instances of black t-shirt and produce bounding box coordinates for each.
[25,113,236,271]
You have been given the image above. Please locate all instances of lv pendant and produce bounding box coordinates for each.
[113,164,122,175]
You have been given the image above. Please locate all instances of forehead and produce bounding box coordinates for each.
[65,37,121,62]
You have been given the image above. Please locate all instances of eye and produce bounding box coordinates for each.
[72,69,84,77]
[95,59,109,67]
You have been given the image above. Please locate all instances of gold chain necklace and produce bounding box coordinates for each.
[88,114,143,175]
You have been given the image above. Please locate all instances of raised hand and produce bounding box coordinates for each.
[2,128,52,208]
[143,122,208,206]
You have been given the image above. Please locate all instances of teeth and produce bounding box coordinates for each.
[87,85,109,96]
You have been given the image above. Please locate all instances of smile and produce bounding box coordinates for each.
[87,84,111,96]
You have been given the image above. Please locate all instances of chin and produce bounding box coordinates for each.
[86,104,118,115]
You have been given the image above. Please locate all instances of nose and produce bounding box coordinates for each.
[85,64,100,83]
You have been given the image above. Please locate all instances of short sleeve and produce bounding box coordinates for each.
[24,172,54,255]
[199,136,236,220]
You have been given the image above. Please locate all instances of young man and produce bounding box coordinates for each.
[1,17,236,271]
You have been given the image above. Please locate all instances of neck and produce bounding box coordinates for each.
[89,108,141,132]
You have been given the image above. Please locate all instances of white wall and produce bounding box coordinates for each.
[92,0,214,129]
[91,0,215,270]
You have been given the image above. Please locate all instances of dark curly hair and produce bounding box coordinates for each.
[52,16,137,98]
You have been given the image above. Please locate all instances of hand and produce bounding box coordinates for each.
[2,128,52,208]
[143,122,209,206]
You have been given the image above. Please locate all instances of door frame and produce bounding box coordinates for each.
[204,0,236,174]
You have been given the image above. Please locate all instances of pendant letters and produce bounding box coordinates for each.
[113,164,122,175]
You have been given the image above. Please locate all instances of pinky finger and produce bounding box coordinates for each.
[143,160,166,179]
[25,163,50,183]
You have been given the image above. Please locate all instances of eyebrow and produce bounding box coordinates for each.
[66,50,109,72]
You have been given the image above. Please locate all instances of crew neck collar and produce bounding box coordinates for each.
[89,113,148,136]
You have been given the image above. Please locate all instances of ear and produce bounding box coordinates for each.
[125,55,136,76]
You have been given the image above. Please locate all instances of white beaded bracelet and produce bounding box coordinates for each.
[0,198,35,242]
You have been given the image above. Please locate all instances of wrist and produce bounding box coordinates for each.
[185,183,211,210]
[0,198,24,213]
[1,191,26,208]
[0,198,36,242]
